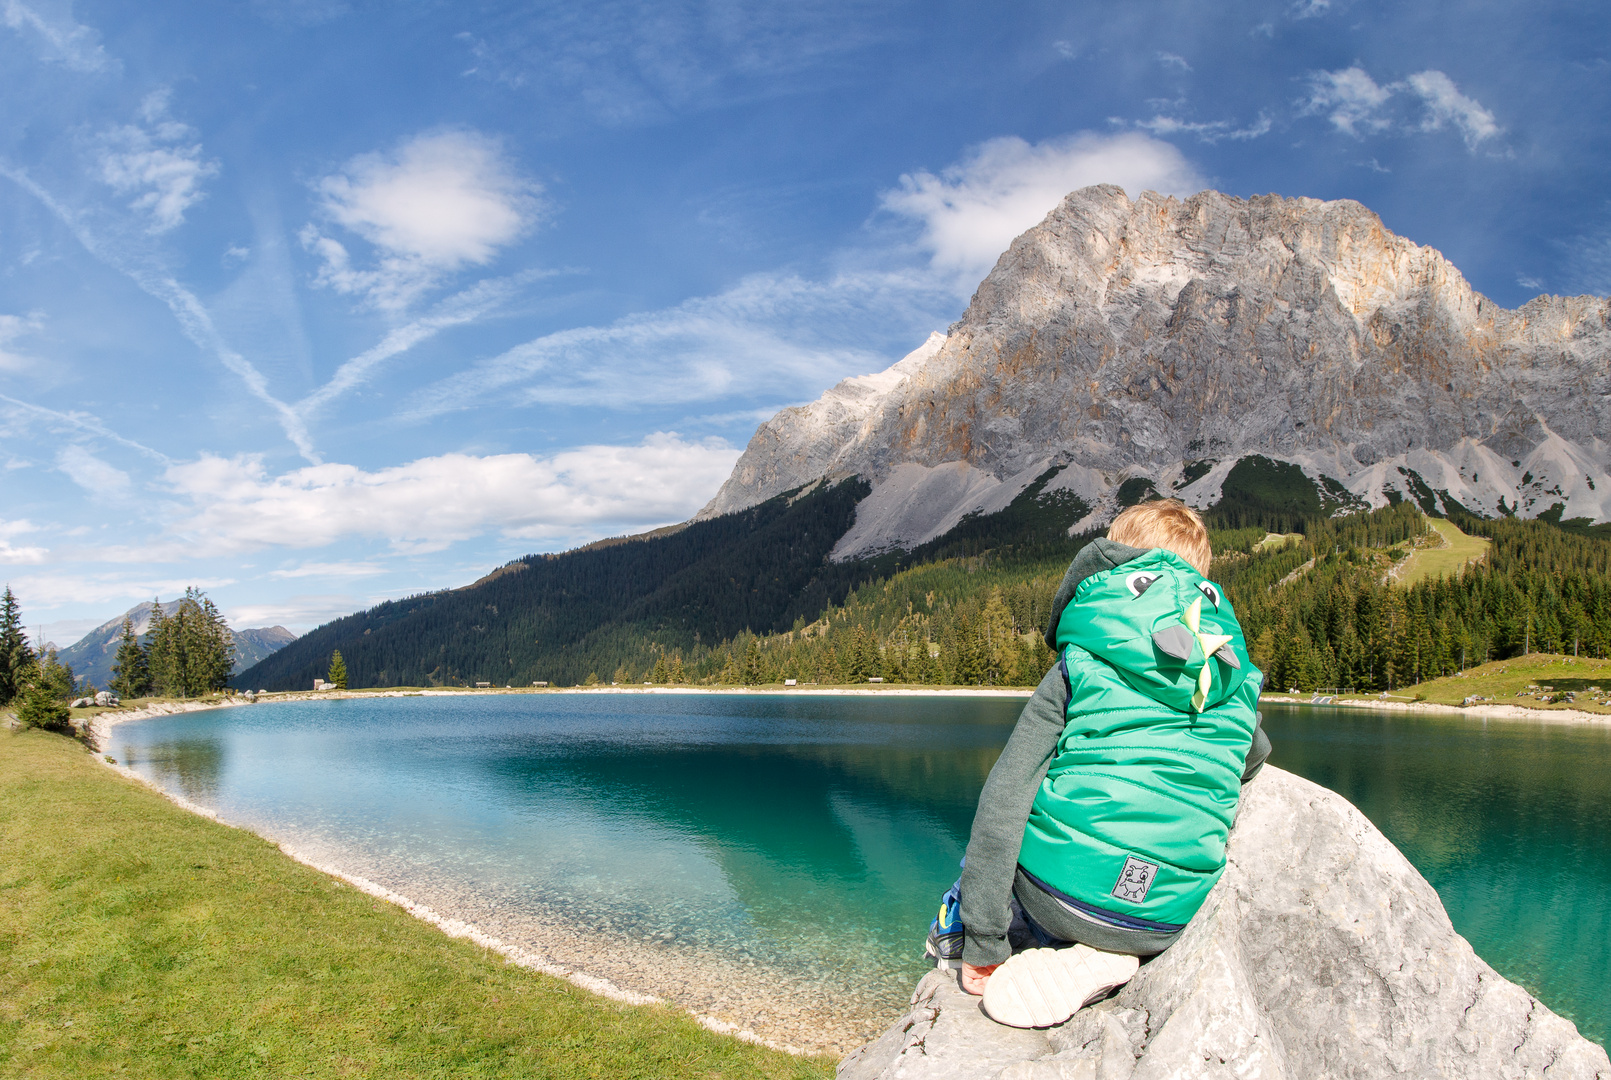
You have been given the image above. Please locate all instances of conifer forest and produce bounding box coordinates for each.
[235,477,1611,694]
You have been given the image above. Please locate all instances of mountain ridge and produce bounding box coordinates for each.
[60,601,297,690]
[702,185,1611,559]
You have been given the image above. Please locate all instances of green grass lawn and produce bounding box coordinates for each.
[1294,653,1611,712]
[1257,532,1304,550]
[1393,517,1490,587]
[0,729,834,1079]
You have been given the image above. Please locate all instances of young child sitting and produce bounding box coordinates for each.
[926,499,1271,1028]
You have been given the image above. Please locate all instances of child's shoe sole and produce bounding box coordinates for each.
[980,945,1138,1029]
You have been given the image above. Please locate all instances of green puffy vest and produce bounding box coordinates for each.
[1017,548,1263,930]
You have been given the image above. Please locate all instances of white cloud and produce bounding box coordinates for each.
[1156,52,1191,72]
[0,312,43,372]
[1300,67,1501,149]
[1516,274,1545,292]
[97,91,218,233]
[2,570,235,609]
[0,518,47,564]
[225,595,357,635]
[1406,70,1502,148]
[56,444,130,496]
[1291,0,1332,17]
[878,132,1204,287]
[303,130,542,309]
[1301,67,1395,137]
[2,0,113,72]
[269,560,386,579]
[159,433,741,555]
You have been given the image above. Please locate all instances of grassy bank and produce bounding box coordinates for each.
[1271,652,1611,713]
[0,729,833,1079]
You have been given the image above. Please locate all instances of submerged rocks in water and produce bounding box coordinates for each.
[840,766,1610,1080]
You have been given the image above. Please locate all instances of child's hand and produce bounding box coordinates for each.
[960,962,998,995]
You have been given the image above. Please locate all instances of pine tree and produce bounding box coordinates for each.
[328,650,349,690]
[109,617,151,699]
[0,585,34,706]
[16,663,70,730]
[200,595,236,692]
[742,638,764,685]
[144,589,235,697]
[145,599,174,696]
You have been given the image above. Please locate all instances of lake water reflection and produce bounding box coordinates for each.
[111,694,1609,1049]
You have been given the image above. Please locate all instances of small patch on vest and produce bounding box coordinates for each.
[1111,855,1159,904]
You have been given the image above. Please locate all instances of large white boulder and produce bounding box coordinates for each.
[839,766,1609,1080]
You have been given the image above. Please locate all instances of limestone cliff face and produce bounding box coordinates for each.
[839,766,1611,1080]
[700,187,1611,558]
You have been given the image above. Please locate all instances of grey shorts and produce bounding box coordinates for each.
[1012,867,1183,957]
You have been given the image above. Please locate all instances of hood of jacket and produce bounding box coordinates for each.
[1049,543,1254,714]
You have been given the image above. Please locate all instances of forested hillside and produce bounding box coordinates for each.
[686,501,1611,695]
[238,478,884,689]
[236,463,1128,690]
[238,457,1611,694]
[1238,507,1611,692]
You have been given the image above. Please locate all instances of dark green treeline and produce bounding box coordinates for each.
[694,502,1611,694]
[1237,507,1611,693]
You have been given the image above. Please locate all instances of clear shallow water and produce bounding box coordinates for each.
[111,695,1610,1048]
[111,693,1023,1044]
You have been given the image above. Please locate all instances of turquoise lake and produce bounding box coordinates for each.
[109,694,1610,1051]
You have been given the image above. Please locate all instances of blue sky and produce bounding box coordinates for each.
[2,0,1607,648]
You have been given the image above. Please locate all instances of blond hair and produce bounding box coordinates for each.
[1107,499,1212,577]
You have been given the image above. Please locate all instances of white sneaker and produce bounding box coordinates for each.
[980,945,1139,1028]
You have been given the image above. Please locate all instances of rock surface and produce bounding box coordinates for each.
[839,766,1610,1080]
[701,187,1611,556]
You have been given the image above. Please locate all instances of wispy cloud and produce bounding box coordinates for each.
[96,90,219,233]
[1406,70,1502,149]
[0,519,48,565]
[268,560,386,579]
[3,570,236,609]
[155,433,741,555]
[1299,67,1503,150]
[454,2,891,130]
[1156,52,1191,72]
[1134,113,1272,144]
[0,312,43,372]
[1,0,113,72]
[1301,67,1396,137]
[56,444,131,496]
[0,391,172,463]
[302,130,543,310]
[879,132,1204,287]
[0,165,314,460]
[402,269,943,420]
[295,270,553,419]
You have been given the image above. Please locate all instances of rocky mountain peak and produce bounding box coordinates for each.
[702,186,1611,558]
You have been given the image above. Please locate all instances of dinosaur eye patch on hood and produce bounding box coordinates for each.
[1053,548,1253,713]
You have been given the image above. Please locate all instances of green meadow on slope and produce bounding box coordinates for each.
[0,729,832,1080]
